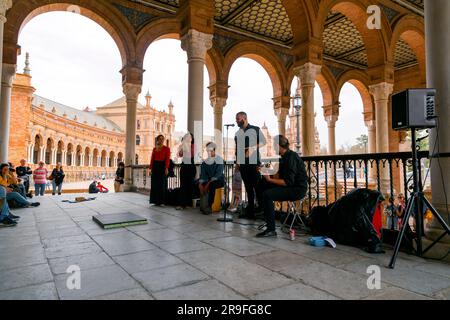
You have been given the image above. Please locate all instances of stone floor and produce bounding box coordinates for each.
[0,192,448,300]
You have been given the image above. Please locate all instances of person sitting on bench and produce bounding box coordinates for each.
[97,182,109,193]
[256,135,308,238]
[198,142,225,215]
[89,181,100,194]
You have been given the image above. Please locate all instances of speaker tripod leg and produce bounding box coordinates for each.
[388,194,415,269]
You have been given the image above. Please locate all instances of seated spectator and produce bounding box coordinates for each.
[0,163,40,209]
[6,163,27,198]
[97,182,109,193]
[256,135,308,238]
[16,159,33,197]
[89,181,100,194]
[198,142,225,215]
[0,186,18,227]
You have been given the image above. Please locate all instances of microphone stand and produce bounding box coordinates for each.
[218,124,234,223]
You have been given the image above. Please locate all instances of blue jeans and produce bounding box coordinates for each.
[35,183,46,196]
[6,191,31,208]
[0,187,10,222]
[52,181,63,194]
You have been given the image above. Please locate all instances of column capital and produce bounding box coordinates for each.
[1,63,16,86]
[181,29,213,62]
[0,0,12,22]
[272,95,291,110]
[293,62,322,87]
[369,82,393,101]
[322,103,340,126]
[123,83,142,101]
[209,80,229,111]
[120,66,144,87]
[211,97,227,113]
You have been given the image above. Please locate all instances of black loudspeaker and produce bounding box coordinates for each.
[391,88,437,130]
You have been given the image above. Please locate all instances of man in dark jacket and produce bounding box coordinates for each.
[234,111,266,219]
[256,135,308,238]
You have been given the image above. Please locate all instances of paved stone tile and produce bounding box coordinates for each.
[413,261,450,278]
[45,241,102,259]
[304,247,368,266]
[0,282,58,300]
[251,236,317,255]
[0,225,39,237]
[278,258,388,300]
[252,282,339,300]
[55,265,139,300]
[169,223,212,234]
[39,226,86,240]
[42,234,93,249]
[343,259,450,296]
[245,250,309,272]
[93,288,154,300]
[153,280,246,300]
[126,222,165,232]
[187,230,232,240]
[0,244,46,271]
[133,263,209,292]
[157,238,213,254]
[135,228,189,243]
[0,264,53,291]
[363,287,433,300]
[49,252,116,275]
[205,237,275,257]
[0,234,42,250]
[114,249,181,274]
[92,231,156,256]
[178,248,293,296]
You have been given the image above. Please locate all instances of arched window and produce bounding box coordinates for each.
[137,120,141,130]
[136,135,141,146]
[135,154,139,165]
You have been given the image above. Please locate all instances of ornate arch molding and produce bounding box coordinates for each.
[223,41,287,97]
[4,0,136,66]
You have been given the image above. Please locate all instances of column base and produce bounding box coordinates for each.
[425,203,450,244]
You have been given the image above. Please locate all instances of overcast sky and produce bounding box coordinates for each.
[17,12,367,150]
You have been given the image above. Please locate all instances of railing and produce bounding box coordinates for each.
[131,151,431,212]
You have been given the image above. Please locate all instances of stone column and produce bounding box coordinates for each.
[212,98,226,156]
[71,153,76,167]
[294,62,322,156]
[80,153,85,167]
[0,63,15,162]
[123,83,141,191]
[424,0,450,247]
[369,83,393,154]
[0,0,12,163]
[323,104,340,155]
[89,155,93,167]
[369,82,393,194]
[181,29,213,148]
[209,81,229,157]
[62,151,67,166]
[27,144,33,163]
[364,114,376,154]
[52,149,57,165]
[273,96,291,136]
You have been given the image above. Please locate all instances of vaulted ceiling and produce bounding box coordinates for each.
[132,0,423,70]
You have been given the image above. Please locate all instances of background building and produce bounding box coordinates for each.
[9,59,176,182]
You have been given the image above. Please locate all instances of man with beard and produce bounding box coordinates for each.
[234,111,266,219]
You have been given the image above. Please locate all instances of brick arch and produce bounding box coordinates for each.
[135,18,220,85]
[390,15,426,83]
[281,0,314,44]
[4,0,135,66]
[223,41,286,97]
[316,0,391,68]
[337,70,373,114]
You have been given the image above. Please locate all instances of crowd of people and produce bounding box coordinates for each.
[0,160,45,227]
[146,111,309,239]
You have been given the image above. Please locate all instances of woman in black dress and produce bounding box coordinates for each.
[176,133,197,210]
[149,135,171,206]
[114,162,125,192]
[51,163,65,196]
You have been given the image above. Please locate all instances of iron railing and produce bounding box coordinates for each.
[131,151,431,212]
